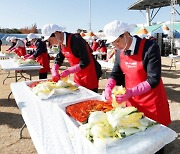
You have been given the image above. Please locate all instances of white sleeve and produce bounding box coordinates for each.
[14,40,25,48]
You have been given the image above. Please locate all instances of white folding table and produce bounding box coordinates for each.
[0,52,15,60]
[169,54,180,70]
[10,81,177,154]
[0,59,42,83]
[97,60,114,70]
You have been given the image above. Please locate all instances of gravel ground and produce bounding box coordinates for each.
[0,45,180,154]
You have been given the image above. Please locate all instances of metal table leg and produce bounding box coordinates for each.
[169,58,177,70]
[8,92,12,100]
[3,71,11,84]
[19,123,26,139]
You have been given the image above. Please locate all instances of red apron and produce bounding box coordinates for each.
[14,47,26,57]
[120,39,171,126]
[61,34,98,90]
[91,41,99,51]
[100,46,107,53]
[36,52,50,73]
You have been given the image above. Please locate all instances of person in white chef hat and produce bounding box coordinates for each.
[6,36,17,51]
[41,24,102,92]
[24,33,50,79]
[8,36,26,57]
[103,20,171,127]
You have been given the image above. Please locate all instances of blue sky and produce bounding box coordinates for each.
[0,0,179,32]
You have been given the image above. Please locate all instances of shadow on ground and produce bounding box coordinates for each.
[165,120,180,154]
[164,85,180,103]
[0,99,17,107]
[162,70,180,79]
[0,98,24,129]
[0,112,24,129]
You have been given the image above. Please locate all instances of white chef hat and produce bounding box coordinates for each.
[10,36,17,41]
[41,24,65,41]
[103,20,134,43]
[27,33,38,41]
[6,36,11,42]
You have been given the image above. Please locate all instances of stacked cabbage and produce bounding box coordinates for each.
[16,58,37,66]
[12,57,37,66]
[31,80,78,99]
[79,106,155,144]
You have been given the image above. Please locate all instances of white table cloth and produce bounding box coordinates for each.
[0,59,42,71]
[0,59,42,83]
[11,81,177,154]
[0,52,15,59]
[93,51,106,56]
[98,60,114,70]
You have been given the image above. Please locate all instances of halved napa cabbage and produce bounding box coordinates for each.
[31,80,78,99]
[88,111,107,124]
[111,86,126,108]
[79,106,156,143]
[106,107,138,128]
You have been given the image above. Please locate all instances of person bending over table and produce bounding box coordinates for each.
[41,24,102,93]
[97,39,107,60]
[24,33,50,79]
[6,36,16,51]
[8,37,26,57]
[104,20,171,127]
[91,38,100,52]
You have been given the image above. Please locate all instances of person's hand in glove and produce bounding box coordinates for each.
[51,64,60,82]
[104,78,116,100]
[9,48,15,52]
[23,54,31,59]
[26,55,34,60]
[60,64,81,78]
[116,81,151,103]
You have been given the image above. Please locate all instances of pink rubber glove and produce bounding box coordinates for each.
[9,48,15,52]
[60,64,81,78]
[24,54,31,59]
[104,78,116,100]
[26,55,34,60]
[51,64,60,82]
[116,81,151,103]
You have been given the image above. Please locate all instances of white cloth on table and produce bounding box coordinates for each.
[0,59,42,71]
[11,81,177,154]
[98,60,114,69]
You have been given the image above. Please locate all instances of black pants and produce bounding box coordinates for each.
[101,55,107,60]
[91,88,98,93]
[39,73,48,79]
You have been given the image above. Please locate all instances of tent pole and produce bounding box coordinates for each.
[89,0,92,31]
[146,6,151,26]
[170,0,177,54]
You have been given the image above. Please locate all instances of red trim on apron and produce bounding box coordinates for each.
[120,38,171,126]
